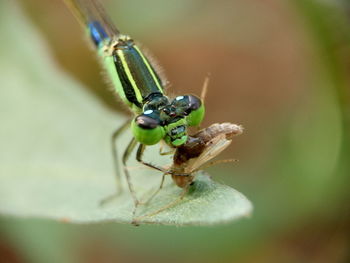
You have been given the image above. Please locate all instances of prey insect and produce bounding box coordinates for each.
[134,122,243,221]
[64,0,205,214]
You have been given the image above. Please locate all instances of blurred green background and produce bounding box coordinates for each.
[1,0,349,262]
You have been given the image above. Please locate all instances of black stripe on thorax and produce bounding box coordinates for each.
[113,50,143,109]
[125,47,163,98]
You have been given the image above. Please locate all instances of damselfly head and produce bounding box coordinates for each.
[170,95,205,126]
[133,94,205,146]
[161,94,205,147]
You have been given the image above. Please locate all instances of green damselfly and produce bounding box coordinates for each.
[64,0,206,213]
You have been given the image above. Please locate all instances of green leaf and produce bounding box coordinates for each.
[0,2,252,226]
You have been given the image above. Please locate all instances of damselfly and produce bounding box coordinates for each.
[64,0,206,212]
[134,123,243,221]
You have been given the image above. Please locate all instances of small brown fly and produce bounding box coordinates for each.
[134,122,243,222]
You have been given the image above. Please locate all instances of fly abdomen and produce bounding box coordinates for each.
[195,123,243,142]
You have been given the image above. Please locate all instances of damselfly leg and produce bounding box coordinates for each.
[100,120,130,206]
[136,144,169,173]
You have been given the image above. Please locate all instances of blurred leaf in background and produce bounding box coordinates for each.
[0,0,349,263]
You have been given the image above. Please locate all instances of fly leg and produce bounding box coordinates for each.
[193,158,238,173]
[141,173,167,205]
[133,184,190,223]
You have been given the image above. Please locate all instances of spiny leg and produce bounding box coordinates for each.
[193,158,238,173]
[131,144,172,221]
[122,138,140,210]
[134,185,190,223]
[100,120,130,206]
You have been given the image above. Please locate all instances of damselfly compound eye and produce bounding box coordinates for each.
[184,95,205,126]
[135,114,158,129]
[131,113,165,145]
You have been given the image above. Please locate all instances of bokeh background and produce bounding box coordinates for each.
[1,0,349,262]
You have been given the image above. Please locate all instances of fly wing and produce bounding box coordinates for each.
[183,134,232,174]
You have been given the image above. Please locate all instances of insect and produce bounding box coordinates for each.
[134,122,243,221]
[64,0,206,213]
